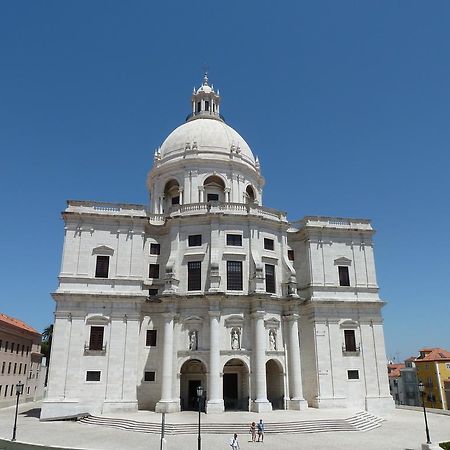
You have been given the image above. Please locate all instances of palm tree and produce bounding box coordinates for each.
[41,324,53,385]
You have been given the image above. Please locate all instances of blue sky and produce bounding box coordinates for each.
[1,1,449,361]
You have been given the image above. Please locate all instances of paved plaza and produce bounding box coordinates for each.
[0,403,449,449]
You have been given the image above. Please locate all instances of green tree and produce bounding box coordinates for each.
[41,324,53,385]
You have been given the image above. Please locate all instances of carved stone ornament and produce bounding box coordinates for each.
[231,327,241,350]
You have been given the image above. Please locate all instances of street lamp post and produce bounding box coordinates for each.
[418,381,431,444]
[11,381,24,441]
[197,385,204,450]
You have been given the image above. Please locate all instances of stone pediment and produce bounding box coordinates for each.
[334,257,351,266]
[264,317,280,329]
[224,314,244,328]
[85,314,110,325]
[182,315,204,325]
[92,245,114,255]
[339,319,359,328]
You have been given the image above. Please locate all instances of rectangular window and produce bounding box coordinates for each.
[288,249,295,261]
[7,362,11,374]
[13,363,17,374]
[171,196,180,205]
[188,234,202,247]
[150,243,160,255]
[227,261,243,291]
[95,255,110,278]
[10,385,13,396]
[5,341,8,352]
[0,339,2,350]
[26,346,29,355]
[21,345,24,356]
[347,370,359,380]
[10,343,14,353]
[264,238,274,251]
[149,264,160,279]
[226,234,242,246]
[207,193,219,202]
[146,330,157,347]
[144,371,156,382]
[24,364,27,375]
[86,371,101,382]
[1,362,4,374]
[148,288,159,296]
[265,264,276,293]
[4,386,7,397]
[27,386,30,395]
[16,345,19,354]
[344,330,357,352]
[19,363,22,374]
[188,261,202,291]
[89,326,104,351]
[338,266,350,286]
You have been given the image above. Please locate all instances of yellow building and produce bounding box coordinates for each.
[415,348,450,410]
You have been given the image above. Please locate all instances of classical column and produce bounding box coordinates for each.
[199,187,204,203]
[251,311,272,412]
[178,188,183,206]
[207,311,224,412]
[155,312,180,412]
[286,314,308,410]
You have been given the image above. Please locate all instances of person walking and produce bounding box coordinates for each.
[249,421,257,442]
[230,433,240,449]
[257,419,265,443]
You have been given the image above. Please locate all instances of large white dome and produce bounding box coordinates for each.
[159,118,256,165]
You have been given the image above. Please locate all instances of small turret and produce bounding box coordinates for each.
[188,72,222,122]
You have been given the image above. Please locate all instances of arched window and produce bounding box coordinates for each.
[204,175,225,202]
[164,179,180,209]
[245,185,256,204]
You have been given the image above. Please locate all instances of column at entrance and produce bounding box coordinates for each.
[251,310,272,412]
[155,312,180,413]
[285,314,308,410]
[207,311,224,413]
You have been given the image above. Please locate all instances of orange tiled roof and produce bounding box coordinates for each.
[387,363,405,378]
[0,313,40,335]
[415,348,450,362]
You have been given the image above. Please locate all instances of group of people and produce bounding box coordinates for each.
[229,419,265,449]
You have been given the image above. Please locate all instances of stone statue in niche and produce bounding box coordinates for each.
[269,329,277,351]
[231,328,241,350]
[189,330,198,351]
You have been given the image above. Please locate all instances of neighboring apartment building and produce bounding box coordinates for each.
[401,357,420,407]
[388,362,405,404]
[0,313,46,407]
[415,347,450,410]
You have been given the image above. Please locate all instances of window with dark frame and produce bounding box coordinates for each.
[150,243,160,255]
[13,363,16,374]
[10,343,14,353]
[86,371,101,382]
[95,255,110,278]
[226,234,242,246]
[338,266,350,286]
[8,362,11,374]
[149,264,160,279]
[344,330,357,352]
[89,326,104,351]
[188,261,202,291]
[264,238,274,251]
[207,193,219,202]
[4,342,8,352]
[171,196,180,205]
[144,371,156,382]
[347,370,359,380]
[227,261,243,290]
[21,345,24,356]
[146,330,157,347]
[288,249,295,261]
[265,264,276,293]
[148,288,158,296]
[188,234,202,247]
[1,362,4,374]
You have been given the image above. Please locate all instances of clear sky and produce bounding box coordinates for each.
[1,1,449,361]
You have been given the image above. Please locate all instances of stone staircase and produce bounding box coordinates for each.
[78,411,383,435]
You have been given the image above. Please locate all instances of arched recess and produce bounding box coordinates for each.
[266,359,285,410]
[223,358,249,411]
[245,184,256,204]
[164,178,181,210]
[203,175,226,202]
[180,359,207,411]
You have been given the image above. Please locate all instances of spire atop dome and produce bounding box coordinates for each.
[188,73,223,122]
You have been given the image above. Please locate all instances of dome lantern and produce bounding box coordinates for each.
[188,73,222,122]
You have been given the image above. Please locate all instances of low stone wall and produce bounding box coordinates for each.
[396,404,450,416]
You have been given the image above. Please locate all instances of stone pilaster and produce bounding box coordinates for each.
[251,310,272,412]
[155,312,180,412]
[206,310,224,413]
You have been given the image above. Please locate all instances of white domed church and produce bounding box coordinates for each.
[41,75,393,420]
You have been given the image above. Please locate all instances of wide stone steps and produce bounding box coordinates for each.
[78,411,383,435]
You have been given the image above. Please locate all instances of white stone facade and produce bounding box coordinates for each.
[41,75,394,420]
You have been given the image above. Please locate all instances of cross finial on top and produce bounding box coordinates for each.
[203,63,209,85]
